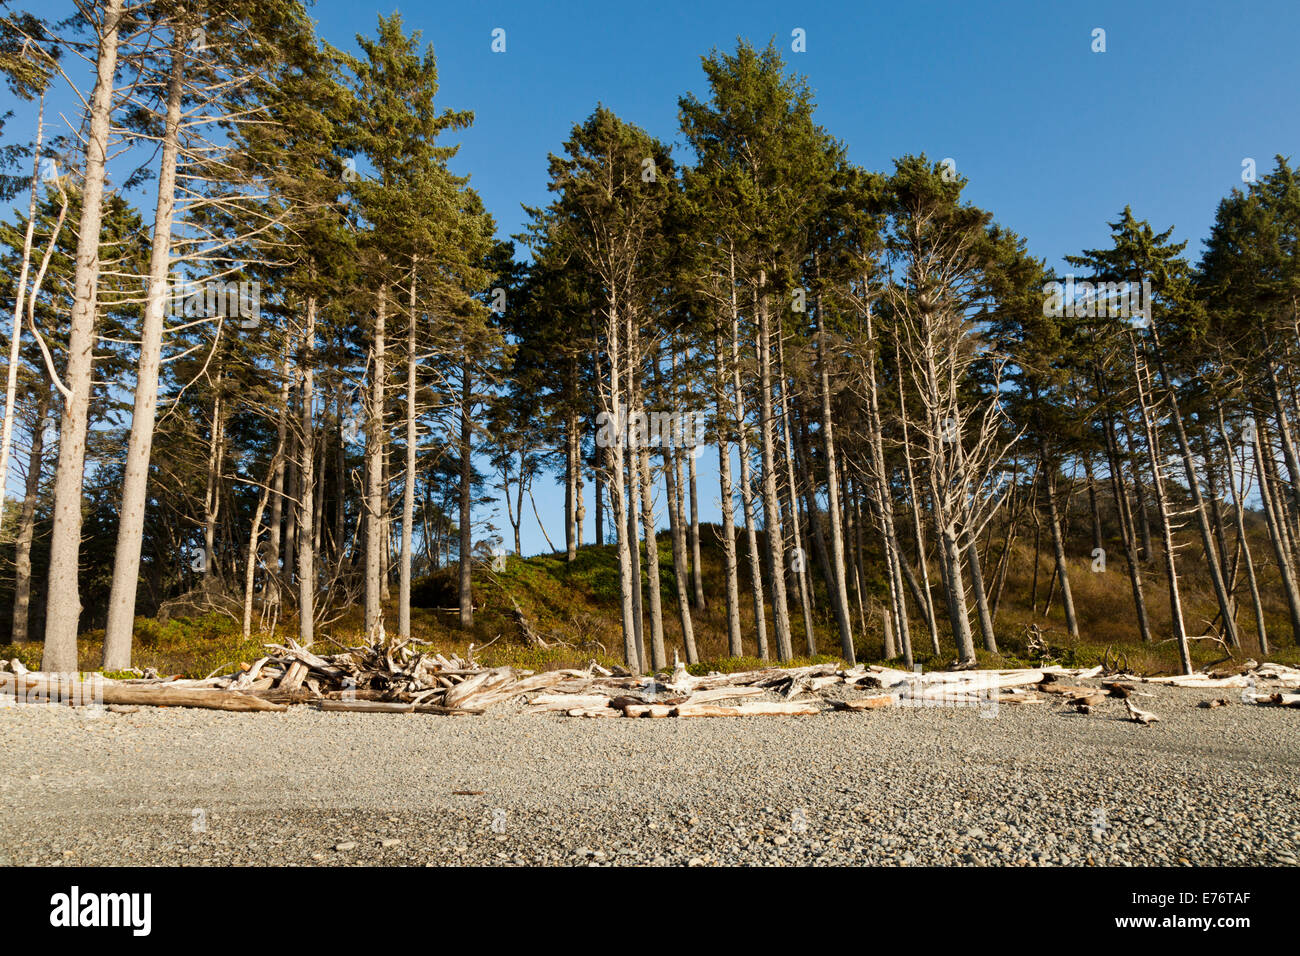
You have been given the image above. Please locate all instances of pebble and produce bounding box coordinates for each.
[0,683,1295,866]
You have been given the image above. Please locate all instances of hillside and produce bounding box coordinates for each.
[6,517,1295,680]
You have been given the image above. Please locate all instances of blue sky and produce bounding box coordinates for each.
[4,0,1298,555]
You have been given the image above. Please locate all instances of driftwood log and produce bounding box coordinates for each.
[0,673,286,712]
[5,645,1297,720]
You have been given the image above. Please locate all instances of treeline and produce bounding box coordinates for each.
[0,6,1296,676]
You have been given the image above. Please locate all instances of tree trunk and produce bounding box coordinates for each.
[662,439,697,663]
[11,390,48,643]
[1216,401,1267,654]
[594,436,604,547]
[1043,459,1080,640]
[1151,339,1240,649]
[636,440,667,671]
[1266,363,1300,521]
[366,283,388,639]
[967,532,997,653]
[0,96,45,510]
[895,338,941,655]
[1102,408,1152,643]
[457,355,472,630]
[687,442,705,610]
[242,448,279,639]
[816,312,854,662]
[399,272,417,640]
[732,289,768,659]
[42,0,125,672]
[1083,455,1103,554]
[940,523,977,664]
[775,335,815,656]
[201,375,225,585]
[1131,337,1191,672]
[565,407,577,561]
[298,297,317,645]
[1255,416,1300,643]
[714,321,742,656]
[756,278,793,660]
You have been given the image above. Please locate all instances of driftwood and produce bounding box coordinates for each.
[1125,699,1160,725]
[673,701,821,717]
[508,595,547,648]
[0,673,286,712]
[831,694,895,711]
[10,644,1293,721]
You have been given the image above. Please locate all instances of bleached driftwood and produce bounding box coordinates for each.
[0,673,286,712]
[672,701,821,717]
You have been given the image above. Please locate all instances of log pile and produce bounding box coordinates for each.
[522,661,1105,717]
[4,644,1300,717]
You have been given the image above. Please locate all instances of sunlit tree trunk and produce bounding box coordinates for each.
[11,390,48,643]
[366,284,388,639]
[399,272,418,640]
[298,297,317,645]
[42,0,126,671]
[0,96,45,509]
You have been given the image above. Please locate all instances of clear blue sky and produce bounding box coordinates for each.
[5,0,1299,555]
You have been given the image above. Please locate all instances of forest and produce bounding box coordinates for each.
[1,0,1298,681]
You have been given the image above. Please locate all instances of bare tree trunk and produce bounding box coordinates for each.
[42,0,126,671]
[1084,455,1103,554]
[282,448,297,586]
[366,284,388,639]
[714,322,742,656]
[593,437,604,547]
[380,447,390,600]
[1099,399,1152,643]
[687,443,705,610]
[848,471,873,643]
[896,338,940,655]
[636,440,667,671]
[756,279,793,660]
[967,532,997,653]
[200,377,226,587]
[940,523,977,664]
[1216,401,1267,654]
[11,390,48,643]
[102,27,190,668]
[1267,363,1300,520]
[1043,459,1080,640]
[1151,338,1241,649]
[662,439,697,663]
[298,297,317,645]
[1255,417,1300,643]
[266,404,287,593]
[1131,337,1191,672]
[565,408,577,561]
[242,452,279,639]
[399,272,417,640]
[731,293,768,659]
[602,323,638,669]
[776,335,815,656]
[0,96,45,508]
[575,432,584,551]
[625,314,646,670]
[456,355,472,631]
[626,433,645,670]
[1121,418,1155,563]
[817,312,854,662]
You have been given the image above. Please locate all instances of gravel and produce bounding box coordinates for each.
[1,683,1297,866]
